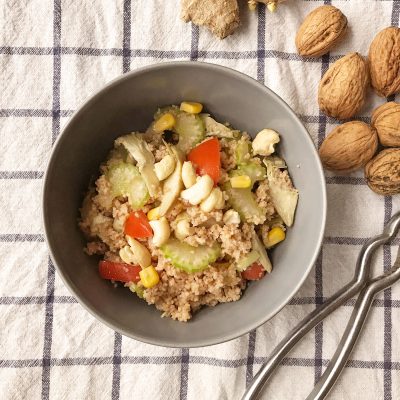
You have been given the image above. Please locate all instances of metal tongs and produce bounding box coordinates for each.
[243,211,400,400]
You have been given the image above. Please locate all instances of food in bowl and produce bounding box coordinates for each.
[79,102,299,322]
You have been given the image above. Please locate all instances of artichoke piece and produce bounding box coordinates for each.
[200,114,239,139]
[264,159,298,227]
[115,133,161,198]
[252,233,272,273]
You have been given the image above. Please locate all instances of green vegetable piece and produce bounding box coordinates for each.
[174,112,205,153]
[264,155,287,169]
[225,185,266,224]
[154,105,180,120]
[161,238,221,273]
[127,282,144,298]
[230,162,266,188]
[235,250,260,271]
[200,114,239,139]
[107,162,149,210]
[115,133,161,197]
[264,159,298,227]
[252,233,272,273]
[235,139,250,165]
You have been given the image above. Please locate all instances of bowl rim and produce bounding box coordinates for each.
[42,61,327,348]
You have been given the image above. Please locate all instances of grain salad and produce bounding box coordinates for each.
[79,102,299,321]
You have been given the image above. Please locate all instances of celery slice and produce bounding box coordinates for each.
[161,238,221,273]
[175,112,205,153]
[229,162,266,188]
[106,162,149,210]
[225,185,266,224]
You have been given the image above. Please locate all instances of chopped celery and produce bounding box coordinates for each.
[229,162,266,188]
[127,282,144,298]
[235,139,251,165]
[235,250,260,271]
[106,162,149,210]
[156,107,207,152]
[154,105,180,120]
[115,133,161,197]
[264,160,298,227]
[225,185,266,224]
[174,112,205,153]
[161,238,221,273]
[200,114,239,139]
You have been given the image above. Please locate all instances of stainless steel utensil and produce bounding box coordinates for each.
[242,211,400,400]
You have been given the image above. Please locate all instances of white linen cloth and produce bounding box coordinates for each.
[1,1,399,399]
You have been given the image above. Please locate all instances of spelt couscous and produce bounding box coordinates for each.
[79,102,298,322]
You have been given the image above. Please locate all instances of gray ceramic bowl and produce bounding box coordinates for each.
[43,61,326,347]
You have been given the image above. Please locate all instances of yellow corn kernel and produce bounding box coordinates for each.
[266,227,285,248]
[230,175,251,189]
[180,101,203,114]
[139,266,160,288]
[147,206,160,221]
[267,1,277,13]
[153,113,175,132]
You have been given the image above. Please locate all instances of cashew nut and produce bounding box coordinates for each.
[126,236,152,268]
[181,161,197,188]
[119,246,137,265]
[149,217,171,247]
[223,209,241,225]
[200,187,225,212]
[180,174,214,205]
[174,218,193,240]
[154,154,175,181]
[252,129,280,156]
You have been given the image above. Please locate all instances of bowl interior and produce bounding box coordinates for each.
[43,62,326,347]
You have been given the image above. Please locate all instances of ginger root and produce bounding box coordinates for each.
[181,0,287,39]
[181,0,240,39]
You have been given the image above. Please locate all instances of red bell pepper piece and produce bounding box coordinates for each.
[188,137,221,184]
[241,262,266,281]
[99,260,141,283]
[124,211,153,238]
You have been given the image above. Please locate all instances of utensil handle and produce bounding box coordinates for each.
[307,265,400,400]
[241,282,358,400]
[305,286,375,400]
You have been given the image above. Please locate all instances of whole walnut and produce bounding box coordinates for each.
[371,102,400,147]
[369,27,400,97]
[319,121,378,173]
[318,53,369,120]
[295,5,348,57]
[364,148,400,195]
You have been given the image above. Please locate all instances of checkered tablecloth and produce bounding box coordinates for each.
[1,0,400,399]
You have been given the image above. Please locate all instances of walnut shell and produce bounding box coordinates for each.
[365,148,400,195]
[371,102,400,147]
[319,121,378,173]
[368,27,400,97]
[318,53,369,120]
[296,5,347,57]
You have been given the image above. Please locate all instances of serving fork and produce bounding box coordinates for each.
[243,211,400,400]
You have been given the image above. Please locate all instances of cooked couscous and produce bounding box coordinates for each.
[79,103,298,321]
